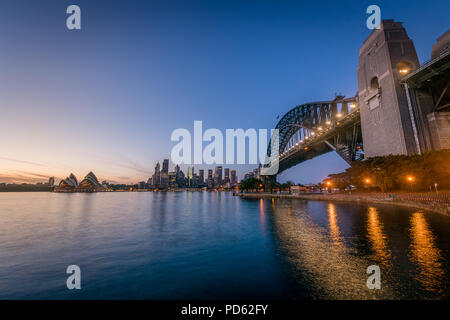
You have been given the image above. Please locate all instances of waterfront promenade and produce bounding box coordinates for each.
[236,191,450,217]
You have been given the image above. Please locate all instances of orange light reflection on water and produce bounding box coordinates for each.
[409,212,445,295]
[367,207,392,269]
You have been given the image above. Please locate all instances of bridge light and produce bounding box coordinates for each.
[305,136,309,140]
[296,143,298,146]
[300,140,303,143]
[407,176,415,182]
[336,113,342,118]
[304,147,308,151]
[364,178,371,184]
[311,132,315,136]
[318,127,323,130]
[399,68,410,74]
[326,121,331,125]
[349,103,356,109]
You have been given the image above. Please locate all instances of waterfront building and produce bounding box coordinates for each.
[188,166,195,187]
[55,173,78,192]
[160,159,169,188]
[168,172,176,187]
[198,169,204,185]
[153,162,161,187]
[207,169,214,188]
[214,166,222,186]
[224,168,230,184]
[48,177,55,187]
[137,181,147,190]
[75,172,105,192]
[231,170,237,185]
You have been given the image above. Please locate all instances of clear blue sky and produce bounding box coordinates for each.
[0,0,448,184]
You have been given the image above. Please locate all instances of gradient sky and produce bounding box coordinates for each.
[0,0,449,184]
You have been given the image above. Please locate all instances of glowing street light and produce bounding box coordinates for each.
[407,176,415,182]
[364,178,371,184]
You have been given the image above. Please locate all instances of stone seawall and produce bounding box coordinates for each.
[235,192,450,217]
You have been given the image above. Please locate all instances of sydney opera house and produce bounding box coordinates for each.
[53,171,105,193]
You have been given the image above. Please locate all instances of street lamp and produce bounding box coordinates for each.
[434,183,439,196]
[406,175,415,192]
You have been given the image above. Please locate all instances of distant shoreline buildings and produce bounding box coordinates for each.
[0,160,269,193]
[145,159,239,190]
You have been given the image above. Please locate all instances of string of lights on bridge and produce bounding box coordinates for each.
[275,102,359,161]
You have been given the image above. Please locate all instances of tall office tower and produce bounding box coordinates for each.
[187,166,194,187]
[357,20,420,157]
[214,166,223,186]
[160,160,168,188]
[198,169,204,185]
[48,177,55,187]
[207,169,213,187]
[224,168,230,184]
[147,177,152,185]
[174,164,180,173]
[154,162,161,187]
[230,170,237,184]
[176,170,186,187]
[162,159,169,174]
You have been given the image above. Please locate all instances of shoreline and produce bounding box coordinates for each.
[236,192,450,217]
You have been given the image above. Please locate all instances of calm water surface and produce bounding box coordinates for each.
[0,192,449,299]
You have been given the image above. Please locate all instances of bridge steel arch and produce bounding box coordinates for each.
[265,96,363,177]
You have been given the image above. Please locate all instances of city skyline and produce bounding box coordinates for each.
[1,1,449,185]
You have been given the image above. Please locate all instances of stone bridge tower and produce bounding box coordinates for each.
[357,20,420,157]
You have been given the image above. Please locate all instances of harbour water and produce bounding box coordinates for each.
[0,192,449,299]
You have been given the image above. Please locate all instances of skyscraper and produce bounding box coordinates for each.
[207,169,213,188]
[153,162,161,187]
[214,166,222,186]
[162,159,169,174]
[48,177,55,187]
[187,166,194,187]
[161,159,169,188]
[198,169,204,185]
[231,170,237,185]
[224,168,230,184]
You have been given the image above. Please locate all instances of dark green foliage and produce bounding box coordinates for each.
[327,149,450,192]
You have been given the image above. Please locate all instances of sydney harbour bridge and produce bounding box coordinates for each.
[262,20,450,180]
[267,95,363,174]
